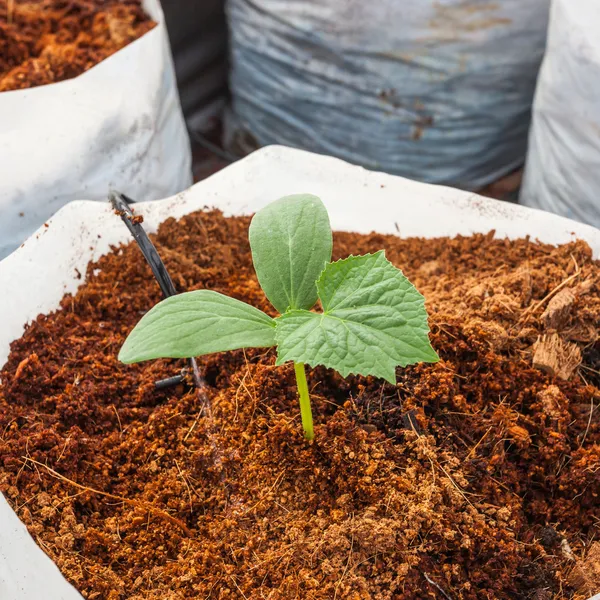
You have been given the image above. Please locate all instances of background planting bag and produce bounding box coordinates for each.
[521,0,600,228]
[227,0,549,190]
[0,0,192,260]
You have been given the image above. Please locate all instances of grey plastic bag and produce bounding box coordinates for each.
[227,0,549,190]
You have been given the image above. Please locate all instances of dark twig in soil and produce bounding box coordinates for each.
[21,456,193,537]
[579,394,595,449]
[108,191,204,393]
[424,572,453,600]
[465,425,493,460]
[402,409,422,434]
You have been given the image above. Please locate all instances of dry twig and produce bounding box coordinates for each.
[21,456,193,536]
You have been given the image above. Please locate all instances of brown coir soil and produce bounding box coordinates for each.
[1,210,600,600]
[0,0,154,92]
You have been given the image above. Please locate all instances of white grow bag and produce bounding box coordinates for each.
[0,0,192,261]
[520,0,600,228]
[0,146,599,598]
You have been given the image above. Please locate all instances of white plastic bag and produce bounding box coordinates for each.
[0,495,81,599]
[227,0,549,190]
[0,0,192,260]
[1,146,600,598]
[520,0,600,228]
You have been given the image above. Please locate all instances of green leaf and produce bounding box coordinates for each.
[274,252,438,383]
[249,194,332,313]
[119,290,276,364]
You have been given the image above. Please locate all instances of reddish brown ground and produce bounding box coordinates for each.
[1,210,599,599]
[0,0,154,92]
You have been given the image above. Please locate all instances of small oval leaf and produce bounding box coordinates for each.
[119,290,276,364]
[249,194,333,314]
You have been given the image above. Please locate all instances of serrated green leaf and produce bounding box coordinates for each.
[119,290,275,364]
[249,194,332,313]
[274,252,438,383]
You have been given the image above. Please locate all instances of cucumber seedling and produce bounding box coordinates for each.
[119,194,438,440]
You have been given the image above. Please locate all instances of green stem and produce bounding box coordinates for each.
[294,362,314,441]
